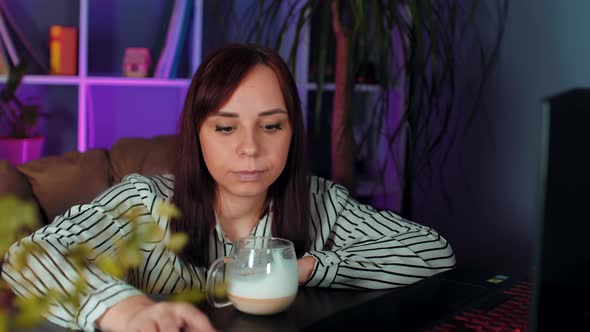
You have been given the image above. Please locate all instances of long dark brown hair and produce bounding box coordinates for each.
[171,44,311,268]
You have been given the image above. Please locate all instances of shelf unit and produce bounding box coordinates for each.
[0,0,201,152]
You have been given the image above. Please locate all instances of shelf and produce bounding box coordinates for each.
[0,75,80,85]
[86,77,191,87]
[0,75,191,87]
[304,82,382,93]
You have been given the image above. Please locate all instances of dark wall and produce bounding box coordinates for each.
[408,1,590,276]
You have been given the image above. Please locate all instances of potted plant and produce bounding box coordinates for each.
[0,196,201,330]
[232,0,508,212]
[0,62,45,165]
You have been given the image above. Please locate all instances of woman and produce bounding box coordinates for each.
[2,44,455,332]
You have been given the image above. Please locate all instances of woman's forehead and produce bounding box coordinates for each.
[212,66,287,115]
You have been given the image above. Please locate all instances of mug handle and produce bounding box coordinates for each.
[206,256,233,308]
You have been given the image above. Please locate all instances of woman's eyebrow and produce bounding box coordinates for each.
[212,108,287,117]
[212,112,238,118]
[258,108,287,117]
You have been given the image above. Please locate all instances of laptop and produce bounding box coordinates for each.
[423,89,590,332]
[530,89,590,331]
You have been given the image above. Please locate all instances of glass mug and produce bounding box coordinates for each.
[206,236,298,315]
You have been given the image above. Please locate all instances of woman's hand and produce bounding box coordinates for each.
[96,294,215,332]
[297,256,318,285]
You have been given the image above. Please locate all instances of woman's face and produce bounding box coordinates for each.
[199,64,292,201]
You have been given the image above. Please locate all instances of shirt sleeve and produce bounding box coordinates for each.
[303,177,456,290]
[1,174,172,331]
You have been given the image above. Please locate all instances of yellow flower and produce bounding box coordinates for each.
[97,255,124,279]
[157,201,181,219]
[66,244,93,270]
[0,309,8,332]
[120,243,142,267]
[63,278,87,309]
[12,248,29,271]
[13,294,50,328]
[139,222,164,243]
[166,233,189,253]
[0,195,38,228]
[0,195,40,256]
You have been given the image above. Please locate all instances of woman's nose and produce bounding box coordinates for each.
[237,130,260,157]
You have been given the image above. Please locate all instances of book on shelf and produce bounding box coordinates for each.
[169,0,191,77]
[49,25,77,76]
[0,9,19,67]
[154,0,190,78]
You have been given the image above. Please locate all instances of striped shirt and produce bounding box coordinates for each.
[2,174,455,331]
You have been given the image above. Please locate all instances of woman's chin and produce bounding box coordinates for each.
[228,182,271,198]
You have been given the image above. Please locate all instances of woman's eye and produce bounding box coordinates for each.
[215,125,234,133]
[262,123,282,132]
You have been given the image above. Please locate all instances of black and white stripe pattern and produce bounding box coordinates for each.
[1,174,455,331]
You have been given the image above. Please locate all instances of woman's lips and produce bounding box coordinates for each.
[233,170,264,181]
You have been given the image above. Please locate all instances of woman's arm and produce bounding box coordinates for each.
[297,256,317,284]
[302,177,456,289]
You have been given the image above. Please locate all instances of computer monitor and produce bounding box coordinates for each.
[531,89,590,331]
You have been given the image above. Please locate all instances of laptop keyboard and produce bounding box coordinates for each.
[426,281,531,332]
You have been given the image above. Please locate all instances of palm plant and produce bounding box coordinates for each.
[209,0,509,213]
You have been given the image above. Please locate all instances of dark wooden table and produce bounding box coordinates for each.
[29,268,491,331]
[201,287,391,332]
[200,271,488,331]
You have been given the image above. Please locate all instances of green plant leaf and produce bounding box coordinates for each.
[166,233,189,253]
[0,195,40,257]
[157,201,181,220]
[66,244,93,270]
[0,310,8,332]
[13,294,50,328]
[97,255,125,279]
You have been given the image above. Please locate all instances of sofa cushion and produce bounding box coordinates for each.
[109,135,175,183]
[16,149,111,223]
[0,160,34,201]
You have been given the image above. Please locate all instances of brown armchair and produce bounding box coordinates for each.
[0,135,175,225]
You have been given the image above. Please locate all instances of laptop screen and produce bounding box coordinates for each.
[532,89,590,331]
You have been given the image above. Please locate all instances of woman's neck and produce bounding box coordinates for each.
[215,190,267,241]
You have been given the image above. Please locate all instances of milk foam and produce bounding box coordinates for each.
[227,250,298,299]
